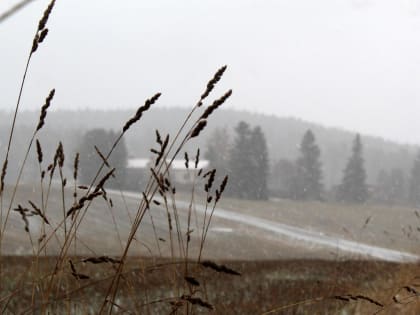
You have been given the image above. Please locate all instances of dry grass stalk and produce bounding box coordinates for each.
[66,190,103,218]
[69,260,89,280]
[0,159,8,194]
[156,129,163,145]
[35,139,43,164]
[204,169,216,193]
[194,148,200,169]
[94,145,110,168]
[200,89,232,120]
[190,119,207,139]
[184,152,189,169]
[184,276,200,287]
[36,89,55,131]
[200,260,241,276]
[73,153,79,181]
[82,256,121,264]
[181,295,213,310]
[198,65,227,105]
[93,168,115,193]
[333,294,383,308]
[13,205,30,232]
[154,134,169,167]
[31,0,55,53]
[28,200,49,225]
[216,175,228,202]
[123,93,161,132]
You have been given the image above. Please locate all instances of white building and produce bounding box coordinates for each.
[126,157,209,187]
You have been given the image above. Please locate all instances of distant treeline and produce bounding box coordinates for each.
[0,108,417,198]
[208,122,420,205]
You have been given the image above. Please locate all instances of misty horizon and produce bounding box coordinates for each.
[2,106,419,147]
[1,0,420,144]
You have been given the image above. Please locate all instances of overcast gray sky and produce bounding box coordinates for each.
[1,0,420,144]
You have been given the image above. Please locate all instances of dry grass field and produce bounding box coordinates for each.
[2,183,420,313]
[2,256,420,314]
[215,196,420,256]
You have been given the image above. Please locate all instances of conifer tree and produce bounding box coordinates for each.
[337,134,368,203]
[250,126,269,200]
[228,121,253,198]
[295,130,324,201]
[227,122,269,199]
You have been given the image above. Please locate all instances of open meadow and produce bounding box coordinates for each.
[2,183,420,313]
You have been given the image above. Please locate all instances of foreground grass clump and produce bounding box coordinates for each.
[0,1,237,313]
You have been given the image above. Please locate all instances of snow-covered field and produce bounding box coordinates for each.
[2,184,420,262]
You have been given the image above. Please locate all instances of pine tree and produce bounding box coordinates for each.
[227,122,269,200]
[409,150,420,206]
[228,121,253,198]
[337,134,368,203]
[295,130,324,201]
[249,126,269,200]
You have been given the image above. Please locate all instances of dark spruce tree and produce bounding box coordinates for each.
[295,129,324,201]
[227,121,269,200]
[79,129,128,188]
[337,134,368,203]
[250,126,269,200]
[409,150,420,206]
[228,121,253,199]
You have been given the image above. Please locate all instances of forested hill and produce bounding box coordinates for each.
[0,108,417,187]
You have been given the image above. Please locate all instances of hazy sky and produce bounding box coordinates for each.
[1,0,420,144]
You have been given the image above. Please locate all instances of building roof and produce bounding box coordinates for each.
[127,158,150,169]
[127,158,209,170]
[171,159,209,170]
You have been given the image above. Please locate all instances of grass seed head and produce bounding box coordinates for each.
[38,28,49,43]
[38,0,55,32]
[123,93,161,132]
[190,120,207,139]
[0,159,8,193]
[200,89,232,120]
[195,148,200,168]
[199,65,228,103]
[73,152,79,180]
[155,129,162,145]
[36,89,55,131]
[184,152,189,169]
[36,139,43,164]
